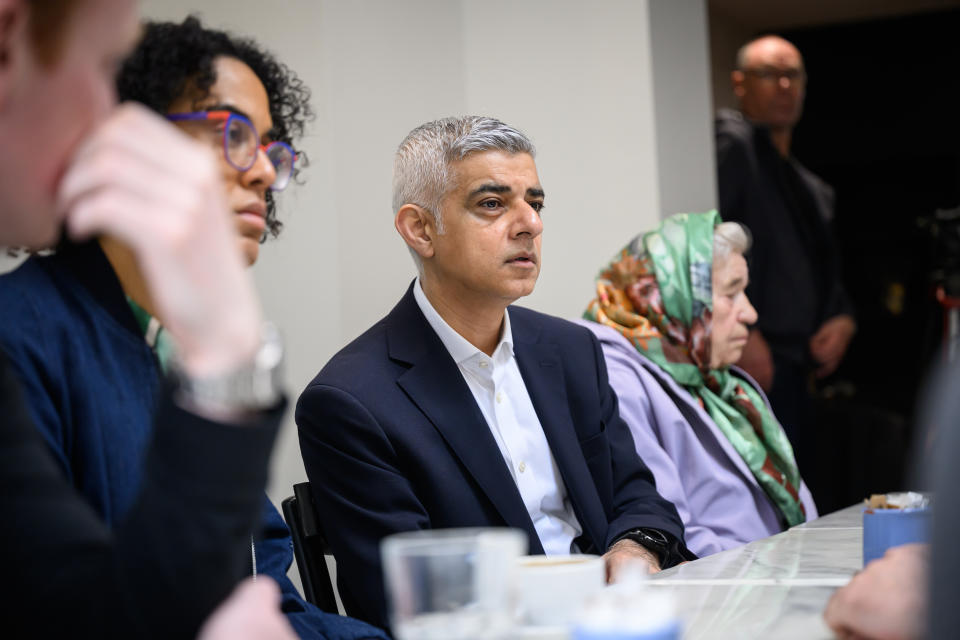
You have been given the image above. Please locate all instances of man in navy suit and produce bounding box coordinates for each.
[296,116,693,629]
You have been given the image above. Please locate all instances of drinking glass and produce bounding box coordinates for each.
[381,528,527,640]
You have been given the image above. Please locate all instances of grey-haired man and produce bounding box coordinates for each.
[297,116,693,629]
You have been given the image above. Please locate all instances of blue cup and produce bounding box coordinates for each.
[862,507,931,566]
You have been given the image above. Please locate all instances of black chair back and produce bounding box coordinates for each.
[281,482,341,614]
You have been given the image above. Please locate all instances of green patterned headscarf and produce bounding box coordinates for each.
[584,211,806,527]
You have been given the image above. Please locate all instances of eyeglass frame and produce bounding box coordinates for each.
[741,66,807,85]
[166,110,297,190]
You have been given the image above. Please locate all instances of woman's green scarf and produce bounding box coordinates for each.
[584,211,806,527]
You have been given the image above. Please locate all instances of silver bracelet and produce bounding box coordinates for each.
[172,322,284,414]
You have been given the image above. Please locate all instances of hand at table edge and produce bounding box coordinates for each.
[603,538,660,583]
[823,543,928,640]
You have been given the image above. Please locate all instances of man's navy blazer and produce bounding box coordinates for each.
[296,283,687,629]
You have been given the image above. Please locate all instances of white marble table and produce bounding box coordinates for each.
[646,504,863,639]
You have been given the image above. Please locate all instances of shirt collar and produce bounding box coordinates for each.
[413,277,514,365]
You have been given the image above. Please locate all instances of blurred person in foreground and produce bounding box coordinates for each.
[0,0,278,636]
[577,211,816,557]
[296,116,694,629]
[0,0,342,638]
[822,358,960,639]
[716,35,855,476]
[0,15,384,638]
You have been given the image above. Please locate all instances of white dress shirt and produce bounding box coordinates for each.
[413,278,582,555]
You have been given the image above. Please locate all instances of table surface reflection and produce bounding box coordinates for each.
[646,503,861,639]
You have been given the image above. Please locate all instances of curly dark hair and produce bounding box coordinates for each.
[116,15,313,238]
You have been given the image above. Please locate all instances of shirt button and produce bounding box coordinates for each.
[496,392,503,404]
[479,361,489,368]
[518,461,526,473]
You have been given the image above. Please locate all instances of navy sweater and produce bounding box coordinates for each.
[1,346,284,638]
[0,241,386,640]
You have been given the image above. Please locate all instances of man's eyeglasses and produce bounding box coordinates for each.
[167,110,296,191]
[743,67,806,85]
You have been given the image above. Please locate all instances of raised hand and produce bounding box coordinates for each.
[58,104,262,379]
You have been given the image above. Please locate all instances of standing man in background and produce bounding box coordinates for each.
[715,35,856,488]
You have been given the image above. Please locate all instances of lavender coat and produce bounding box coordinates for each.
[575,320,817,556]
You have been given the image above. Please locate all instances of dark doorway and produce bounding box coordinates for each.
[785,11,960,511]
[787,9,960,418]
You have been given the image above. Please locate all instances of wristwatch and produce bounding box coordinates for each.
[173,322,284,413]
[611,527,674,567]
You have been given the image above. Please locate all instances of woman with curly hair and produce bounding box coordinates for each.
[0,15,388,640]
[117,14,312,263]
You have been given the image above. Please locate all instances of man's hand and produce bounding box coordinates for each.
[823,543,928,640]
[198,578,298,640]
[602,538,660,583]
[57,104,262,379]
[736,329,775,391]
[809,314,856,379]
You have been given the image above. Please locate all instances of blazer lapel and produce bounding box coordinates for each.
[387,286,543,552]
[511,312,608,550]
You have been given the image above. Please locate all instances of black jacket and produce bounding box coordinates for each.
[715,108,853,366]
[297,283,691,629]
[0,350,283,638]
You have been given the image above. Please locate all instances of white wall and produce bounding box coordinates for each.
[139,0,714,530]
[649,0,717,215]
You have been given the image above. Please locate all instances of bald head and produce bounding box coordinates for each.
[732,35,806,131]
[736,36,803,72]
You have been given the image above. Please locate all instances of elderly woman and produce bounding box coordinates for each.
[577,211,817,557]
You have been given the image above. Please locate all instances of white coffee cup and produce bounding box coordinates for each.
[513,554,605,628]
